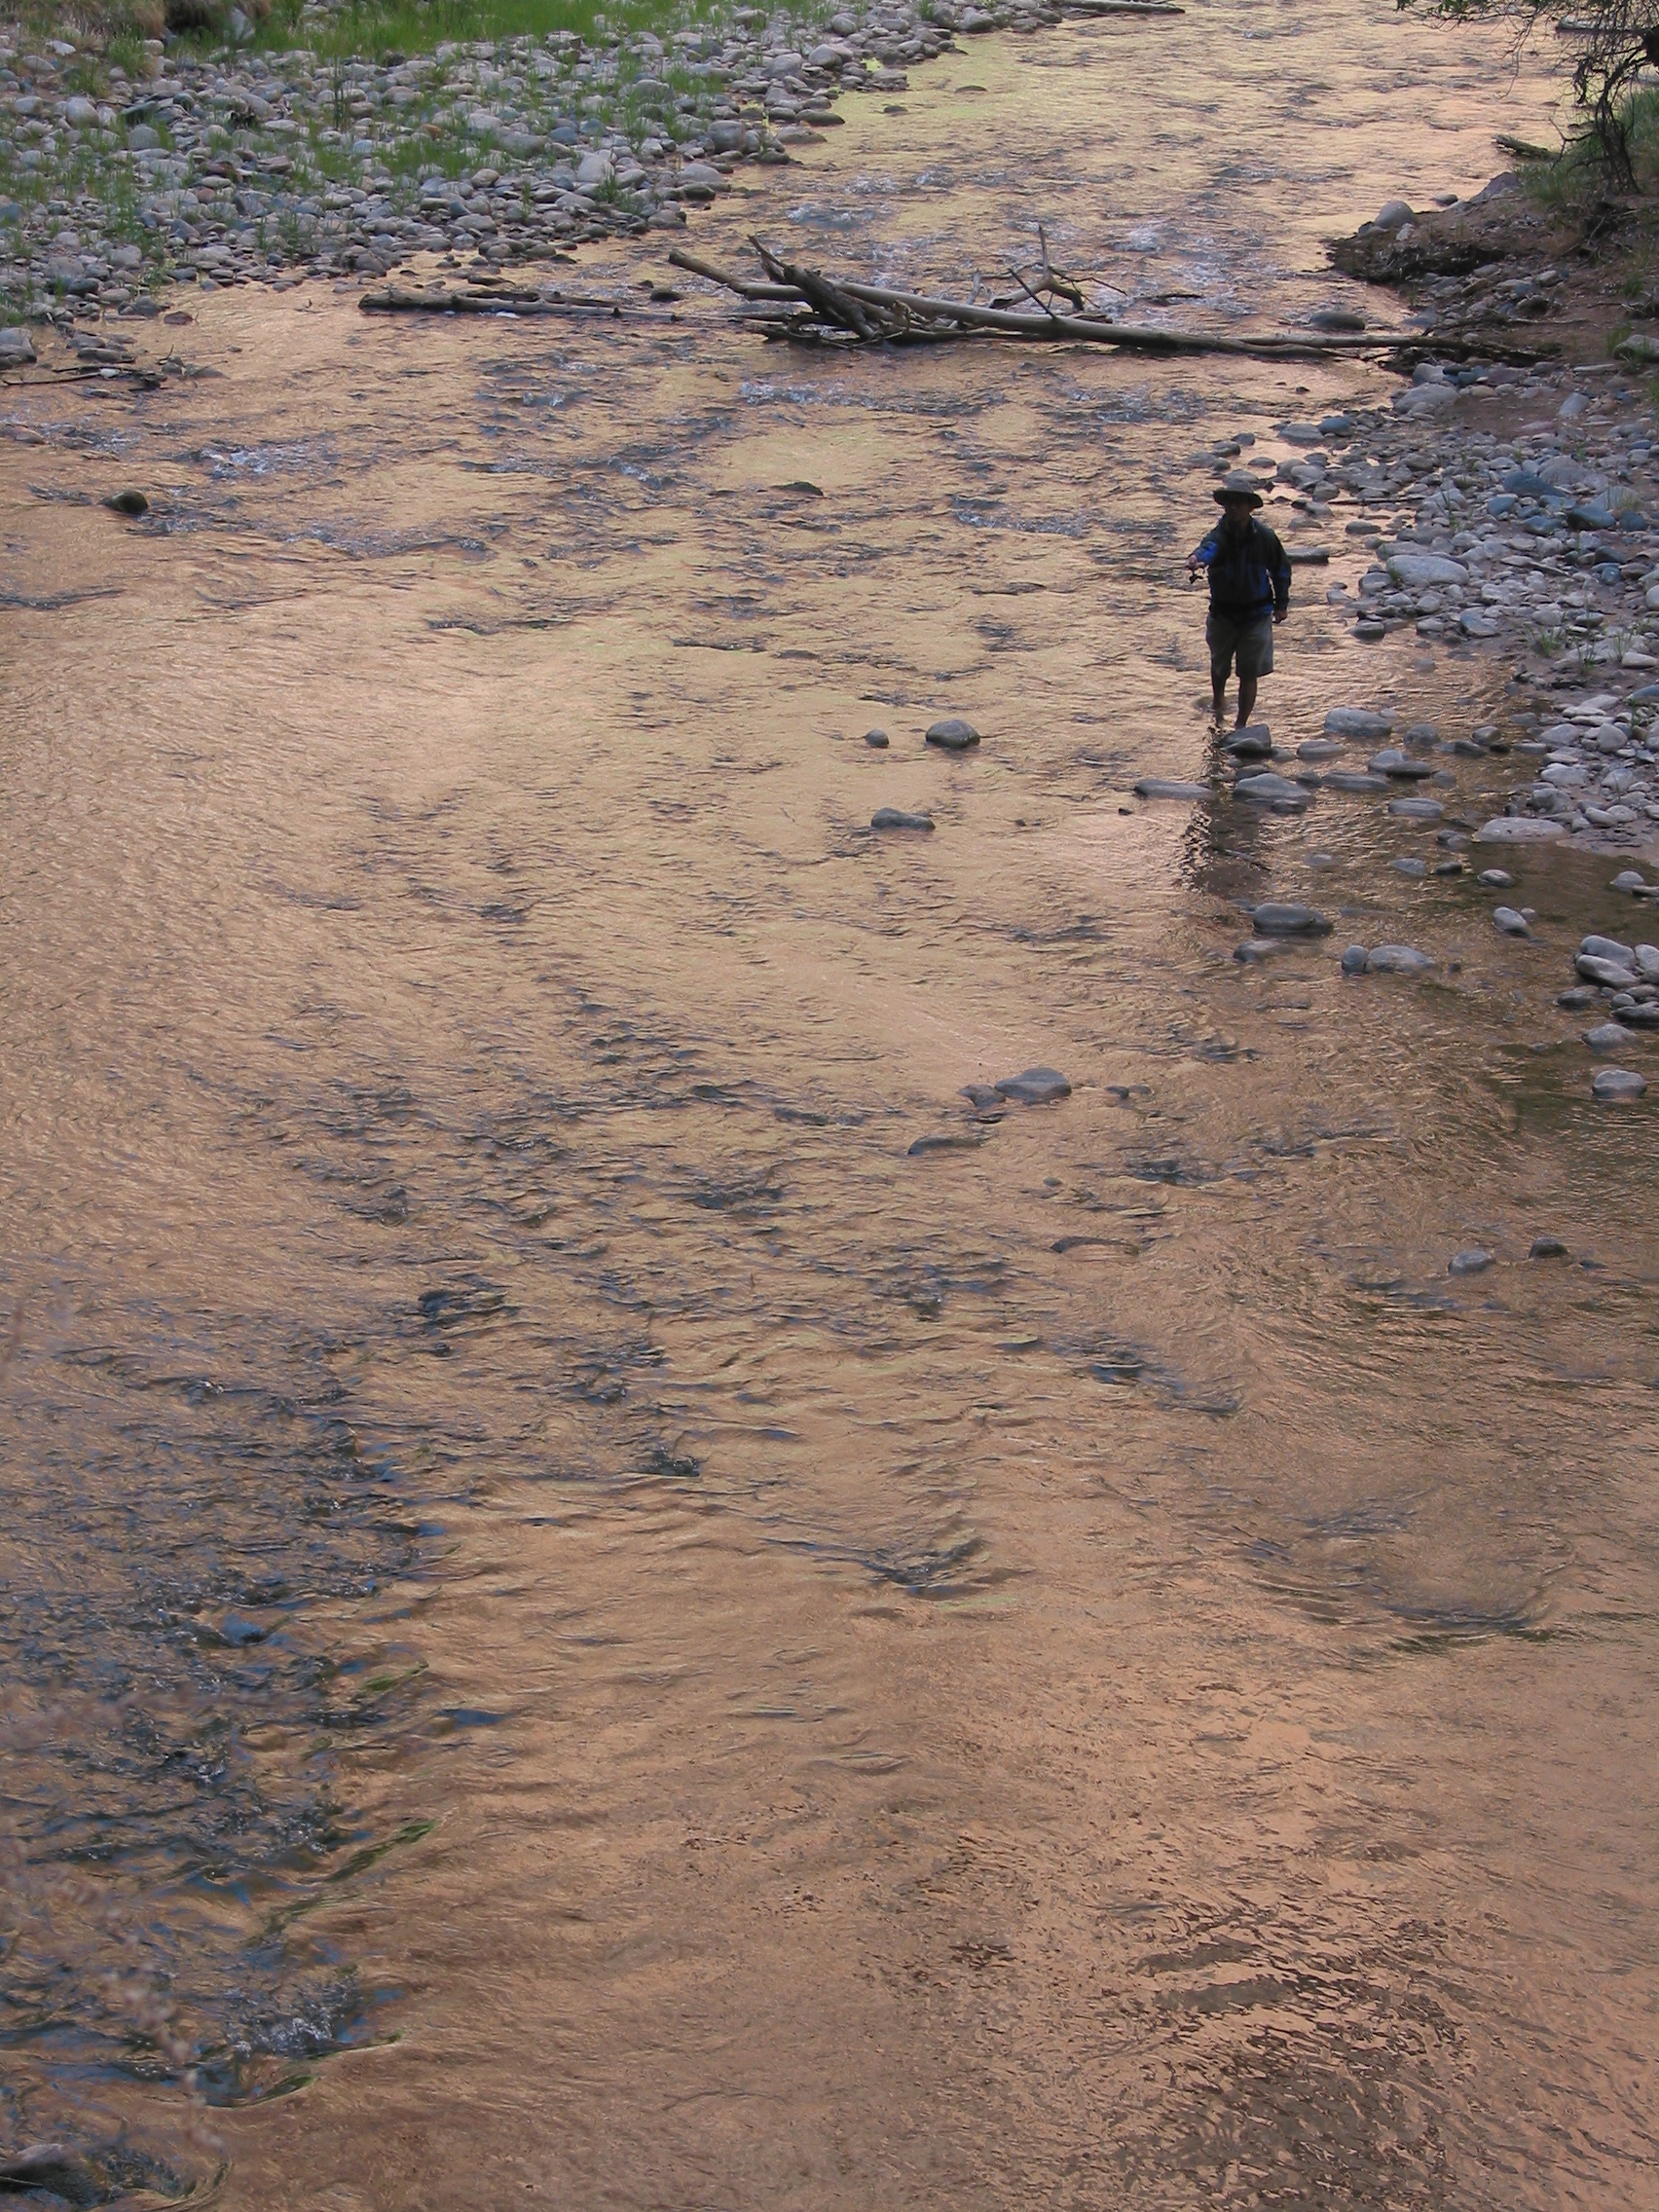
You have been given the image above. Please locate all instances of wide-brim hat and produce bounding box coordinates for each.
[1214,472,1264,509]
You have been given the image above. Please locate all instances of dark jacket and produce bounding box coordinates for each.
[1191,516,1292,619]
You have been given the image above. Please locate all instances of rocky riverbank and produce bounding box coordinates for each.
[0,0,1110,325]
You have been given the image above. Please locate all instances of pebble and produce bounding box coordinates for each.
[1341,944,1369,975]
[1326,770,1389,793]
[1530,1235,1569,1259]
[1224,726,1272,760]
[925,718,979,751]
[1132,777,1209,800]
[1365,943,1435,976]
[1582,932,1636,965]
[908,1130,985,1157]
[1477,819,1564,845]
[1369,749,1436,780]
[1250,902,1332,937]
[1493,905,1530,935]
[1388,796,1444,821]
[1393,856,1427,877]
[1585,1021,1633,1049]
[993,1066,1071,1105]
[1448,1247,1493,1275]
[103,489,148,514]
[870,807,934,830]
[1478,867,1514,888]
[1233,771,1311,811]
[865,728,889,749]
[1324,708,1393,738]
[1297,740,1344,761]
[1576,953,1639,987]
[1592,1067,1647,1101]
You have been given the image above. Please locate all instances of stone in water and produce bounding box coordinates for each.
[1132,778,1209,800]
[1250,903,1331,938]
[1449,1248,1493,1276]
[994,1066,1071,1106]
[1234,772,1310,811]
[1324,707,1393,738]
[1592,1067,1646,1101]
[870,808,934,831]
[1366,944,1435,976]
[926,719,979,752]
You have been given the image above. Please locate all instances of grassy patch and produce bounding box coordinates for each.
[1524,83,1659,209]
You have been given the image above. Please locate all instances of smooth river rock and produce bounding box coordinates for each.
[1449,1248,1494,1275]
[1234,772,1311,811]
[994,1066,1072,1105]
[925,718,979,752]
[1477,817,1565,845]
[1366,944,1436,977]
[1592,1066,1647,1102]
[1133,777,1209,800]
[1493,906,1530,936]
[1324,708,1393,739]
[870,808,935,831]
[1251,903,1332,938]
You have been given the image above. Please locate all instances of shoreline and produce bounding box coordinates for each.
[1,0,1146,326]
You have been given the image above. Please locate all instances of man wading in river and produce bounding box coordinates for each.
[1187,473,1291,729]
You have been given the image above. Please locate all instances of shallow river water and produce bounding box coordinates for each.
[5,2,1659,2204]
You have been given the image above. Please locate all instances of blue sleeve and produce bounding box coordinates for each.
[1191,524,1221,566]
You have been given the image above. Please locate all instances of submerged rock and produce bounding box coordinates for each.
[1251,903,1331,937]
[993,1066,1071,1106]
[870,807,934,831]
[1592,1066,1647,1101]
[1449,1247,1493,1275]
[1366,943,1435,976]
[925,718,978,751]
[1369,749,1436,780]
[1324,707,1393,738]
[1132,777,1209,799]
[1233,771,1310,811]
[1224,725,1272,760]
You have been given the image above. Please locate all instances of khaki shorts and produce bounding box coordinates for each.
[1206,608,1275,683]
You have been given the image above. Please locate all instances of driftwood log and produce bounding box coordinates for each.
[672,240,1424,358]
[362,282,677,322]
[355,243,1549,368]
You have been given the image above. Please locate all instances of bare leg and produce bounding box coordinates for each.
[1211,673,1228,724]
[1236,674,1259,728]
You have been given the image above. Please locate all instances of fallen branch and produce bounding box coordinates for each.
[667,246,799,301]
[687,238,1425,356]
[361,282,674,320]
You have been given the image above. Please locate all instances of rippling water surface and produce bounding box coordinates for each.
[5,3,1658,2204]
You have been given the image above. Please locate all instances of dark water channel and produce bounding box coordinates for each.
[5,4,1658,2204]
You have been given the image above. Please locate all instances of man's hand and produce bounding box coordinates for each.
[1273,607,1287,625]
[1187,559,1202,581]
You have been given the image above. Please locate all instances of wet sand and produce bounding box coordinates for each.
[4,9,1658,2207]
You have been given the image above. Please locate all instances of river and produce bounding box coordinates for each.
[4,2,1657,2203]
